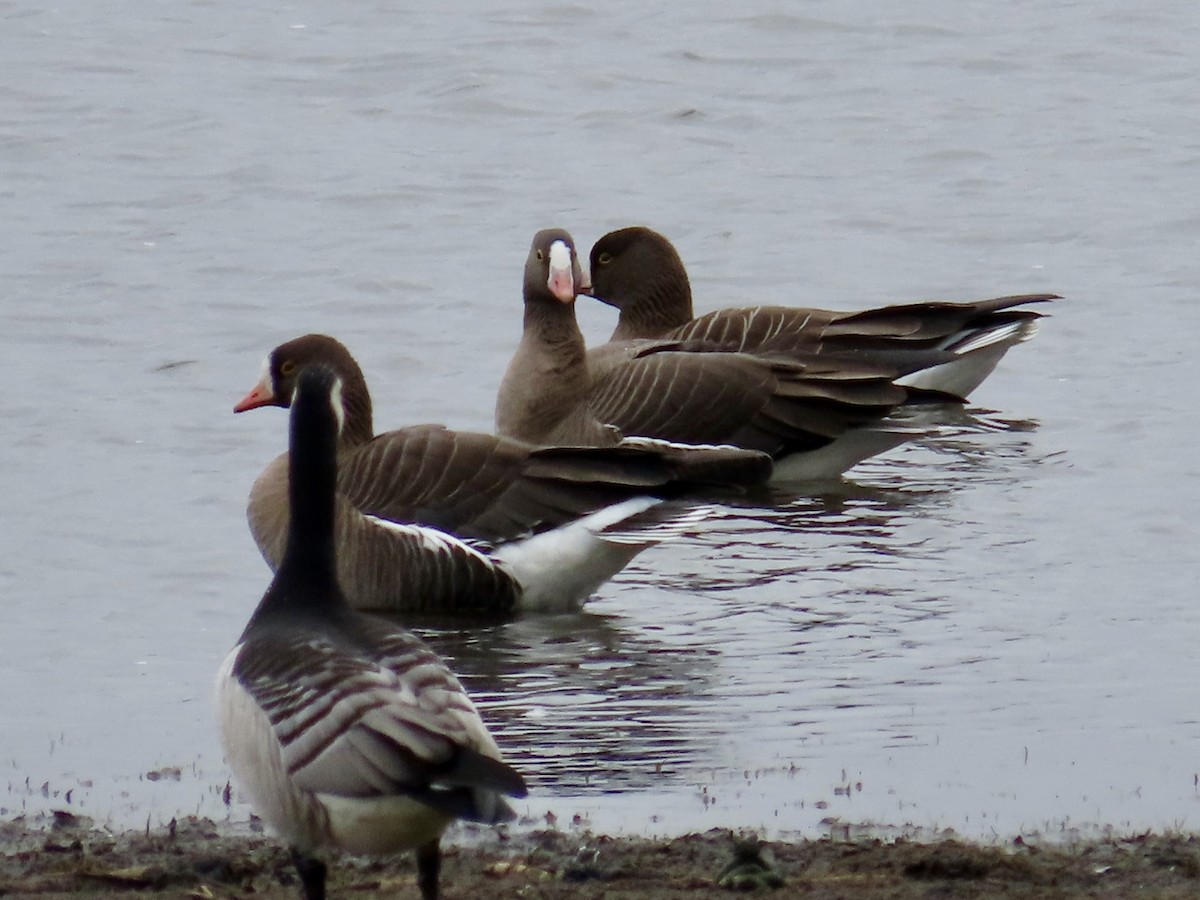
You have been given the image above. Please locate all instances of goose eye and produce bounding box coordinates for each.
[280,360,297,376]
[536,249,545,261]
[597,252,613,266]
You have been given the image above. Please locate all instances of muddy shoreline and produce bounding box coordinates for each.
[2,813,1197,898]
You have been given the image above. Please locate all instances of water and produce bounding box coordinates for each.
[2,0,1199,841]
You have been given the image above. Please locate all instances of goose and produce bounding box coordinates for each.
[216,364,527,900]
[235,334,771,614]
[584,226,1056,401]
[495,229,919,482]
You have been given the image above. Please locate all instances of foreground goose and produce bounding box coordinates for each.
[585,226,1056,400]
[235,334,771,614]
[495,229,918,482]
[217,364,527,900]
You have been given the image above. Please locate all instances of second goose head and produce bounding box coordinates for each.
[233,334,374,448]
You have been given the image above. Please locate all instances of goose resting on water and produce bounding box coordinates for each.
[584,226,1056,401]
[217,364,527,900]
[235,334,771,614]
[495,229,923,482]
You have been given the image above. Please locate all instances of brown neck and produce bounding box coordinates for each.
[496,297,591,444]
[609,257,694,341]
[337,373,375,449]
[523,294,587,353]
[270,335,378,449]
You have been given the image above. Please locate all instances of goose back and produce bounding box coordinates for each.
[586,226,1055,398]
[240,333,771,613]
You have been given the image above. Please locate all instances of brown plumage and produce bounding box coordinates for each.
[495,229,912,478]
[218,364,526,900]
[585,226,1056,400]
[236,334,771,614]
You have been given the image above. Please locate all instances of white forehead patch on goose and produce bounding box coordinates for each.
[254,355,272,395]
[548,239,572,271]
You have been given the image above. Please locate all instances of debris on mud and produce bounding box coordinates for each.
[1,814,1198,898]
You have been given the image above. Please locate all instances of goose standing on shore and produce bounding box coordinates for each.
[584,226,1055,401]
[495,229,918,482]
[235,335,771,614]
[217,365,527,900]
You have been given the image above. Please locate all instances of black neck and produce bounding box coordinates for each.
[250,368,344,625]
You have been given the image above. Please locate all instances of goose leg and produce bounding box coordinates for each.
[416,839,441,900]
[289,847,326,900]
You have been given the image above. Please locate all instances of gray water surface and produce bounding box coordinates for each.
[3,0,1199,841]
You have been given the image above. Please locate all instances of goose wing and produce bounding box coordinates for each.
[232,622,525,817]
[674,294,1054,362]
[585,341,906,456]
[340,424,768,542]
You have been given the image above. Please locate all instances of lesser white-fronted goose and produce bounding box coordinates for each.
[584,226,1056,400]
[235,334,770,614]
[217,364,527,900]
[495,229,917,482]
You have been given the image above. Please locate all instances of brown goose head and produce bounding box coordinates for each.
[496,228,609,444]
[585,226,695,340]
[524,227,584,312]
[233,334,375,447]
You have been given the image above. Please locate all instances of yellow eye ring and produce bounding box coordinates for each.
[280,360,297,376]
[597,252,613,266]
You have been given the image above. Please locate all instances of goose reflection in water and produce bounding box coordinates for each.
[386,610,724,794]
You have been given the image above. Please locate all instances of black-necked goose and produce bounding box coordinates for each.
[584,226,1057,401]
[217,364,527,900]
[236,334,770,614]
[495,229,917,482]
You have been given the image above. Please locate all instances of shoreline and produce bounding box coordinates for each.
[3,813,1197,898]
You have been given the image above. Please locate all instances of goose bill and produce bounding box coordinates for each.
[234,375,275,413]
[546,239,575,303]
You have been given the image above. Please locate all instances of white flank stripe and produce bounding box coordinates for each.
[615,436,746,453]
[363,517,498,565]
